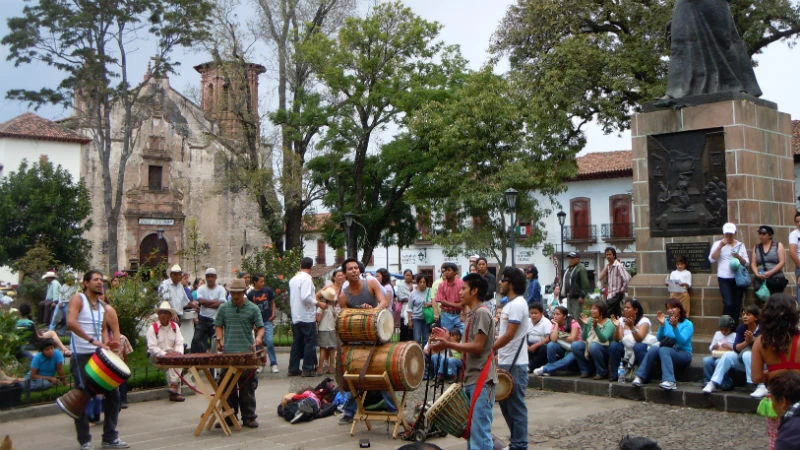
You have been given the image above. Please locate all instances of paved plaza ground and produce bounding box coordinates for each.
[1,352,770,450]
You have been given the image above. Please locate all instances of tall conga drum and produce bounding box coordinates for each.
[338,341,423,392]
[337,308,394,344]
[56,348,131,419]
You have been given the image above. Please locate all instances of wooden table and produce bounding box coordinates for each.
[154,363,258,436]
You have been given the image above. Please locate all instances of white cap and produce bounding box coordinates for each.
[722,223,736,234]
[205,268,217,276]
[169,264,183,273]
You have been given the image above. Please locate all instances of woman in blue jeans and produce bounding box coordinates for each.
[574,300,616,379]
[532,306,582,376]
[633,299,694,390]
[609,298,653,381]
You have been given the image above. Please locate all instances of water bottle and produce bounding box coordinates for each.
[617,362,626,384]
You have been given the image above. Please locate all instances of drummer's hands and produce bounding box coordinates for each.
[360,303,373,309]
[429,340,447,353]
[94,340,110,350]
[430,327,449,341]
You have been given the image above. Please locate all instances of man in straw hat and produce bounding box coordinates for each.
[214,278,264,428]
[146,301,185,402]
[40,270,61,325]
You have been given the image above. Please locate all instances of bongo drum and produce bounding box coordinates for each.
[56,348,131,419]
[339,341,423,391]
[425,382,469,438]
[337,308,394,344]
[495,368,513,402]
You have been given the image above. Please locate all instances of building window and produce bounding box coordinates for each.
[570,197,590,239]
[148,165,163,190]
[316,239,326,265]
[609,194,632,239]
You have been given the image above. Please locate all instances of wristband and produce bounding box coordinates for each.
[89,338,95,345]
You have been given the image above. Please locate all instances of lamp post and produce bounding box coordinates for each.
[557,210,567,281]
[344,212,355,259]
[504,188,518,267]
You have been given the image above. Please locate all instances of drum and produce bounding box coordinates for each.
[337,308,394,344]
[425,383,469,438]
[339,341,423,391]
[56,348,131,419]
[495,368,513,402]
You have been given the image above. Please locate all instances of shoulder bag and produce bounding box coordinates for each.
[757,244,788,295]
[734,244,752,288]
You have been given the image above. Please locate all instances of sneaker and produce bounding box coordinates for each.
[80,442,94,450]
[271,365,279,373]
[338,415,354,425]
[101,439,130,449]
[243,418,259,428]
[632,376,643,387]
[290,411,305,424]
[533,367,547,376]
[702,382,716,394]
[751,383,769,398]
[659,380,677,390]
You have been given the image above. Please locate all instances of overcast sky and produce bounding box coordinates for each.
[1,0,798,154]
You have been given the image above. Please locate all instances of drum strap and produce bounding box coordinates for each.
[464,349,494,439]
[358,343,379,389]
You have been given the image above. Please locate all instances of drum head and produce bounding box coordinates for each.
[97,348,131,377]
[495,369,513,402]
[376,309,395,343]
[399,341,424,390]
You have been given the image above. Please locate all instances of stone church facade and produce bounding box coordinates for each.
[82,62,269,280]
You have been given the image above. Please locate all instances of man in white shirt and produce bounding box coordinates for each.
[493,267,529,450]
[146,301,185,401]
[526,303,552,372]
[288,257,327,377]
[158,265,197,319]
[191,268,227,353]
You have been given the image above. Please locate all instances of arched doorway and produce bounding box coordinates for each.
[140,233,168,267]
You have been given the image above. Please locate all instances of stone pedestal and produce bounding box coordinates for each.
[629,97,795,337]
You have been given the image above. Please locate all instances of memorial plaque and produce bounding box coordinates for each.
[648,128,727,237]
[665,242,712,273]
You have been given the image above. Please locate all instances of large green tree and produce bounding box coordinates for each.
[0,159,92,271]
[303,1,467,264]
[408,68,575,269]
[3,0,212,272]
[490,0,800,139]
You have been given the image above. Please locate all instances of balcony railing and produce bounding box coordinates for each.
[563,225,597,243]
[601,223,636,241]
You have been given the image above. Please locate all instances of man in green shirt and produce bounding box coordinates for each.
[215,278,264,428]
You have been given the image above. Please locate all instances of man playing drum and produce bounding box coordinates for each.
[66,270,129,450]
[429,273,496,450]
[337,258,395,425]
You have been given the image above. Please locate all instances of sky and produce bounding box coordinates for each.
[1,0,799,154]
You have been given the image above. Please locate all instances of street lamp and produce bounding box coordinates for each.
[557,209,567,281]
[505,188,518,267]
[344,212,355,259]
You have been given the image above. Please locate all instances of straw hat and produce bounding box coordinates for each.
[320,287,337,302]
[155,301,176,315]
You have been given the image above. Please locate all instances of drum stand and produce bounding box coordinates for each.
[343,371,408,439]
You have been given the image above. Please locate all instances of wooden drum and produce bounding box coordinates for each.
[425,382,469,438]
[495,368,513,402]
[339,341,423,392]
[56,348,131,419]
[337,308,394,344]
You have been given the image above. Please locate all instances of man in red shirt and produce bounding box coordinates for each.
[435,262,463,333]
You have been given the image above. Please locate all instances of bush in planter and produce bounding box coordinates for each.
[0,309,27,378]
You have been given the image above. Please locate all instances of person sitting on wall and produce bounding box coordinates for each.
[25,338,67,391]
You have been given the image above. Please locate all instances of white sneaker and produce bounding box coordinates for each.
[659,380,677,390]
[632,376,643,387]
[751,384,769,398]
[290,411,304,424]
[702,382,716,394]
[271,365,279,373]
[533,367,545,376]
[80,442,94,450]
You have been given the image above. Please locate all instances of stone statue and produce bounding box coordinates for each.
[655,0,762,106]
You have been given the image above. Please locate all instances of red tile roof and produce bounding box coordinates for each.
[575,150,632,180]
[0,112,90,144]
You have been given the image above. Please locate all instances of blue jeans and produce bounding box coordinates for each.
[609,342,648,380]
[289,321,317,373]
[263,321,277,366]
[588,343,610,377]
[26,378,53,391]
[439,311,463,334]
[48,301,68,333]
[718,277,744,323]
[498,364,528,450]
[430,353,462,377]
[342,391,398,418]
[542,341,578,374]
[464,382,495,450]
[705,350,753,389]
[411,318,430,345]
[571,341,593,376]
[635,345,692,383]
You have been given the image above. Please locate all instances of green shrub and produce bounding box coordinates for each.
[240,246,304,316]
[0,310,27,377]
[107,273,161,348]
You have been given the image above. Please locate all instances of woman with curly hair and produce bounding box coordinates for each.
[632,299,694,390]
[751,293,800,449]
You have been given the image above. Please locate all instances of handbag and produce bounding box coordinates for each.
[755,282,771,302]
[758,244,789,294]
[732,244,751,288]
[422,288,435,325]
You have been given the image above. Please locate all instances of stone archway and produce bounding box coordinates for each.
[139,233,168,267]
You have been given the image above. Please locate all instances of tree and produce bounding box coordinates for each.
[256,0,355,251]
[408,68,574,270]
[303,1,467,264]
[489,0,800,140]
[176,217,209,276]
[0,159,92,271]
[3,0,213,272]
